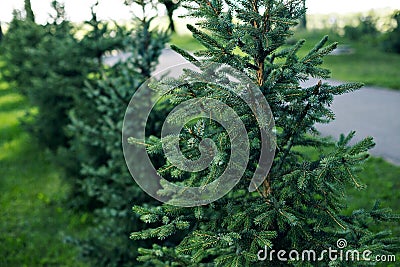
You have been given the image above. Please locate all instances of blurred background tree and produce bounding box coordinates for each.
[160,0,180,32]
[24,0,35,22]
[382,10,400,53]
[63,1,171,265]
[299,0,307,29]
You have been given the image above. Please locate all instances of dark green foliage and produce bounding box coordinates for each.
[21,2,82,150]
[343,16,378,43]
[299,0,306,29]
[1,1,125,151]
[24,0,35,22]
[0,10,45,96]
[57,2,129,191]
[130,0,400,266]
[66,3,170,265]
[382,11,400,54]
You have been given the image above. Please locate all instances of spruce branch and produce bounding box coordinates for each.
[275,80,322,172]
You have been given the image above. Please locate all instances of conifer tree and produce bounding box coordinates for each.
[24,0,35,22]
[0,9,44,96]
[129,0,400,266]
[66,1,169,265]
[58,2,128,200]
[2,1,125,151]
[22,0,80,150]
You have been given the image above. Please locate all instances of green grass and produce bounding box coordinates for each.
[169,29,400,90]
[293,30,400,90]
[0,73,90,266]
[347,157,400,234]
[169,32,206,51]
[346,157,400,266]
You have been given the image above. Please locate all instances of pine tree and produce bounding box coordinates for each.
[0,9,44,96]
[57,1,129,205]
[66,1,169,265]
[129,0,400,266]
[2,1,125,152]
[21,0,80,150]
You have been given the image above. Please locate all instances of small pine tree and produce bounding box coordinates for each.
[0,9,45,96]
[66,1,169,265]
[21,1,80,150]
[1,1,125,151]
[129,0,400,266]
[58,2,129,206]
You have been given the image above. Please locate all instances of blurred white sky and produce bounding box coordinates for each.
[1,0,399,24]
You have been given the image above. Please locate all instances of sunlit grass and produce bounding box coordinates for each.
[293,29,400,89]
[169,32,205,51]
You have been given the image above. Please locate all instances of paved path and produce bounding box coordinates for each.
[107,49,400,165]
[302,79,400,165]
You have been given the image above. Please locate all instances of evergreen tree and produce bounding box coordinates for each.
[21,1,80,150]
[383,11,400,53]
[129,0,400,266]
[0,9,45,96]
[66,1,169,265]
[24,0,35,22]
[1,1,125,151]
[58,1,128,202]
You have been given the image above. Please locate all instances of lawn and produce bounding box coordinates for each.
[293,30,400,90]
[170,29,400,90]
[0,70,90,266]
